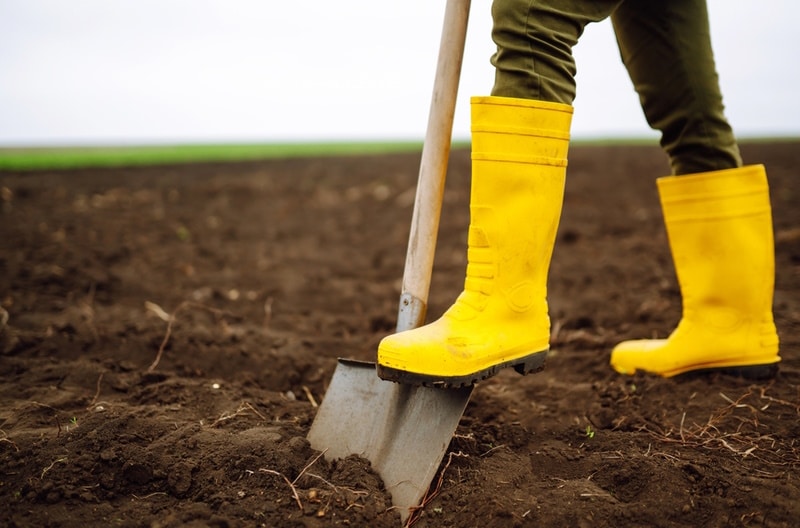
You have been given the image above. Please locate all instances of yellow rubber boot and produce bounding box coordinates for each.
[611,165,780,378]
[377,96,573,387]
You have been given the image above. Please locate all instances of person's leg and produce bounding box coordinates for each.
[609,0,779,378]
[377,0,631,386]
[611,0,741,175]
[491,0,622,103]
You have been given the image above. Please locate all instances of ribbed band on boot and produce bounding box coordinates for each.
[471,96,572,165]
[657,164,772,221]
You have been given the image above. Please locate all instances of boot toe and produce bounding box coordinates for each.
[610,339,667,376]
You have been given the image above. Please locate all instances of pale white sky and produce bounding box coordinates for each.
[0,1,797,146]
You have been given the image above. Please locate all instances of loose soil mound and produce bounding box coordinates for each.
[1,142,798,527]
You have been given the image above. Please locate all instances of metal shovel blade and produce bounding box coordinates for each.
[307,359,472,521]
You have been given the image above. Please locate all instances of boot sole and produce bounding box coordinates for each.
[674,362,779,381]
[376,349,548,389]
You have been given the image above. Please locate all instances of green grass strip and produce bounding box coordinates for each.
[2,136,795,171]
[0,141,426,171]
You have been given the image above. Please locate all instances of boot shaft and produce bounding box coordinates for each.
[460,97,573,314]
[658,165,776,327]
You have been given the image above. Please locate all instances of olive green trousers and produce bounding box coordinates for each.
[490,0,742,175]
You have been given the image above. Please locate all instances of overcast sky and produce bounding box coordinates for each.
[1,1,797,146]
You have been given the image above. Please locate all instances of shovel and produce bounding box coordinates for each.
[307,0,473,522]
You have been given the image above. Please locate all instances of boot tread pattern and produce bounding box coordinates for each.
[377,349,548,389]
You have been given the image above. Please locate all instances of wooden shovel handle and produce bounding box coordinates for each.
[396,0,471,333]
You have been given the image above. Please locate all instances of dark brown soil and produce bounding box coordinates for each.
[1,142,798,528]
